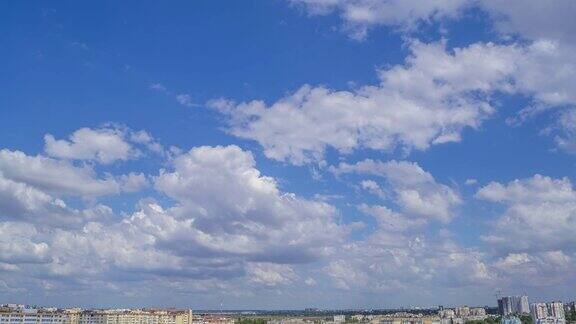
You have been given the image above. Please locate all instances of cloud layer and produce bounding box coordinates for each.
[2,0,576,308]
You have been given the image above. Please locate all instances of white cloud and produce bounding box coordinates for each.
[359,180,387,199]
[480,0,576,45]
[0,149,121,197]
[477,174,576,204]
[0,222,50,264]
[290,0,471,40]
[493,253,531,269]
[212,40,521,165]
[44,127,139,164]
[465,178,478,185]
[332,159,461,222]
[130,130,165,155]
[290,0,576,45]
[247,263,297,286]
[0,145,352,296]
[324,227,492,292]
[118,172,149,193]
[319,160,487,294]
[304,277,317,286]
[477,175,576,253]
[553,109,576,154]
[150,83,167,92]
[493,251,575,287]
[0,130,352,294]
[0,172,112,227]
[284,1,576,155]
[215,38,576,161]
[176,94,194,107]
[359,204,426,232]
[149,83,196,108]
[0,129,152,227]
[154,145,348,263]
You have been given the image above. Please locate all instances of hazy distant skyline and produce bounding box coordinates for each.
[1,0,575,310]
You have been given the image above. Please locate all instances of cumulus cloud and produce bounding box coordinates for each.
[246,263,298,286]
[0,143,352,298]
[176,94,194,107]
[0,173,112,227]
[215,37,576,162]
[465,178,478,186]
[0,149,122,197]
[324,225,492,293]
[359,204,426,232]
[320,159,484,294]
[118,173,150,193]
[553,109,576,154]
[477,175,576,253]
[289,0,576,44]
[212,40,524,165]
[0,222,50,264]
[0,127,155,229]
[44,127,140,164]
[0,148,150,199]
[480,0,576,44]
[282,1,576,156]
[154,145,348,263]
[332,159,461,222]
[290,0,471,40]
[4,129,573,302]
[493,251,576,287]
[130,130,165,155]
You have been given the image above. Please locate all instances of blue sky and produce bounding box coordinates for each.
[1,0,576,310]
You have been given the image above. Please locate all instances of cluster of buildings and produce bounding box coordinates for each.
[436,295,574,324]
[0,305,208,324]
[1,299,575,324]
[438,306,488,324]
[438,306,487,318]
[530,302,565,324]
[257,313,444,324]
[496,295,574,324]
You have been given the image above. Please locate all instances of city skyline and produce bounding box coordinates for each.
[1,0,576,309]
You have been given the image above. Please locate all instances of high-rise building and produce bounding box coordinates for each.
[520,296,530,314]
[454,307,470,318]
[498,296,530,316]
[532,303,549,321]
[548,302,565,321]
[531,302,565,324]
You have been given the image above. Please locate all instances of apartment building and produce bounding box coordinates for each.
[0,306,192,324]
[531,302,565,324]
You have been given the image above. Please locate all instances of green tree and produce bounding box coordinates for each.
[567,308,576,322]
[235,318,267,324]
[519,315,532,324]
[465,317,501,324]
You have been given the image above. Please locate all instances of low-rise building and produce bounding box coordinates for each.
[454,307,470,318]
[0,307,70,324]
[0,306,193,324]
[470,308,486,317]
[371,314,441,324]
